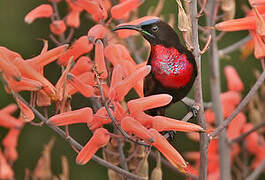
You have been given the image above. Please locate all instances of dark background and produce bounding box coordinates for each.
[0,0,262,179]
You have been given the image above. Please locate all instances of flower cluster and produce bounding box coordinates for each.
[0,104,23,179]
[216,1,265,59]
[0,0,205,177]
[186,65,265,179]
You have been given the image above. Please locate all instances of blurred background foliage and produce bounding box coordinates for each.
[0,0,262,179]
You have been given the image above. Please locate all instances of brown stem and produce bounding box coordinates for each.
[242,141,249,178]
[245,158,265,180]
[206,0,231,179]
[209,68,265,139]
[219,35,251,56]
[190,1,208,180]
[181,111,193,122]
[114,127,130,180]
[49,34,61,46]
[197,0,207,18]
[66,28,75,43]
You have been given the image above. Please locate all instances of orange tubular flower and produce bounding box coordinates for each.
[110,64,123,89]
[0,149,14,179]
[26,44,68,70]
[56,56,76,100]
[16,99,35,122]
[148,129,187,173]
[76,0,107,22]
[104,43,137,71]
[0,104,23,129]
[70,56,92,76]
[24,4,53,24]
[50,20,67,36]
[67,73,94,97]
[224,66,244,92]
[151,116,204,133]
[58,36,93,65]
[121,116,153,141]
[0,46,21,60]
[36,91,51,107]
[205,91,242,123]
[221,91,241,118]
[204,109,215,124]
[215,15,259,31]
[12,57,57,100]
[95,39,108,79]
[76,128,110,165]
[113,102,127,122]
[3,128,21,163]
[109,65,151,101]
[48,107,93,126]
[243,123,265,169]
[66,9,81,28]
[221,91,241,106]
[127,94,172,114]
[6,77,42,92]
[104,43,144,97]
[250,30,265,58]
[111,0,144,20]
[215,6,265,59]
[87,24,109,43]
[250,0,265,6]
[67,72,95,96]
[132,111,155,127]
[56,57,73,101]
[0,48,21,81]
[104,43,125,66]
[227,113,246,139]
[88,107,112,131]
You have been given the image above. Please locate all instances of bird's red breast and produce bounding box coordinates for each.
[150,45,194,89]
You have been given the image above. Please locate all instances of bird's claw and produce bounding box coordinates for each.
[162,131,177,141]
[189,104,200,118]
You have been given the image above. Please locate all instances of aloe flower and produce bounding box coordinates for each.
[216,4,265,59]
[24,4,53,24]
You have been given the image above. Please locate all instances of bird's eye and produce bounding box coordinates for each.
[151,25,159,32]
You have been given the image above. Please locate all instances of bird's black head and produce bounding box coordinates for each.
[113,18,182,48]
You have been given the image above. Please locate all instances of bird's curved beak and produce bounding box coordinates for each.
[113,25,142,32]
[113,25,155,38]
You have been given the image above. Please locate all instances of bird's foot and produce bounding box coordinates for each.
[189,104,200,118]
[162,131,176,141]
[181,99,200,118]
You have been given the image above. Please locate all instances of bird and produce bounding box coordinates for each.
[113,18,198,139]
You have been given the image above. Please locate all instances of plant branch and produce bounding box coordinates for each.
[209,68,265,139]
[182,97,212,109]
[51,0,66,43]
[229,119,265,144]
[206,1,231,179]
[190,1,208,179]
[114,127,130,180]
[245,158,265,180]
[219,35,251,56]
